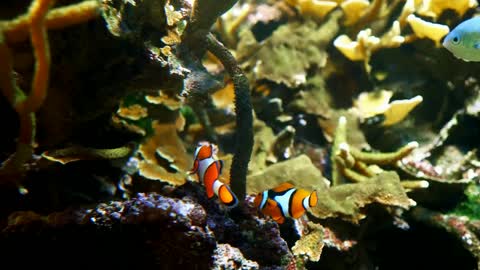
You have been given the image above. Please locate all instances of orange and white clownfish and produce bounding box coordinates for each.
[189,141,238,207]
[253,182,317,224]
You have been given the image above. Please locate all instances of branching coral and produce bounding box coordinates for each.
[176,0,253,204]
[205,33,253,203]
[0,0,100,182]
[352,90,423,126]
[331,116,429,191]
[332,0,463,71]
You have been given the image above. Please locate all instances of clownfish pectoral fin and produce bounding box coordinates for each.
[274,216,285,224]
[215,160,224,175]
[272,182,295,193]
[217,184,238,207]
[188,159,199,175]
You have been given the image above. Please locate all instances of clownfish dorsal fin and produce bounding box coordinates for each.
[188,159,199,175]
[272,182,295,193]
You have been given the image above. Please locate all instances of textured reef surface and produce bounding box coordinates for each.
[2,0,480,269]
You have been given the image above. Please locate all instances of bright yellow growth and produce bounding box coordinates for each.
[353,90,423,126]
[407,14,449,46]
[340,0,370,25]
[417,0,478,19]
[285,0,338,19]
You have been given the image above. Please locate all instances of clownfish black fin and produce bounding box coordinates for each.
[216,160,224,175]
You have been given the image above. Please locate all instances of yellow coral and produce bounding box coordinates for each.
[116,104,148,120]
[340,0,370,26]
[334,29,379,61]
[407,14,449,46]
[286,0,338,19]
[353,90,423,126]
[353,90,393,118]
[334,20,404,63]
[137,121,190,186]
[417,0,478,19]
[382,95,423,126]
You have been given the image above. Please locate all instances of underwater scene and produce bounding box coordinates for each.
[3,0,480,269]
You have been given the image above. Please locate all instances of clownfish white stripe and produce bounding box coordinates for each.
[197,157,215,182]
[194,146,201,159]
[212,179,223,195]
[273,188,296,218]
[302,196,310,211]
[259,190,269,209]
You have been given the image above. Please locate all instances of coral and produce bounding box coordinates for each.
[212,244,259,270]
[287,75,333,120]
[333,20,404,70]
[0,0,100,182]
[285,0,338,20]
[41,144,133,164]
[242,12,341,87]
[352,90,423,126]
[416,0,478,19]
[411,207,480,269]
[137,121,190,186]
[247,154,329,195]
[311,171,415,222]
[340,0,370,26]
[205,33,253,203]
[406,14,449,46]
[332,0,463,71]
[2,193,216,268]
[116,104,148,120]
[267,125,296,164]
[173,183,294,268]
[292,221,325,262]
[330,115,428,192]
[247,119,276,174]
[451,184,480,220]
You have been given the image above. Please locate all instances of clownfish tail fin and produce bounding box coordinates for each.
[309,190,318,208]
[217,184,238,208]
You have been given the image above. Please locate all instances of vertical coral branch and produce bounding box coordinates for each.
[0,33,16,105]
[206,33,253,203]
[182,0,238,57]
[16,0,53,114]
[3,0,100,44]
[0,0,100,181]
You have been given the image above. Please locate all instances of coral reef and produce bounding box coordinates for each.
[2,0,480,268]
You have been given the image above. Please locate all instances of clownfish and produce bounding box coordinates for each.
[253,182,317,224]
[189,141,238,207]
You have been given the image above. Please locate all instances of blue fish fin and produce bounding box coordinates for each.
[474,42,480,49]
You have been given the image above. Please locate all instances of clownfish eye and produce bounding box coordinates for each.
[452,36,460,44]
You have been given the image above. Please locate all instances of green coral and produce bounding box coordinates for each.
[244,11,341,87]
[451,184,480,219]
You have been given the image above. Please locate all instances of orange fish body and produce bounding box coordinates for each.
[253,182,318,224]
[190,141,238,207]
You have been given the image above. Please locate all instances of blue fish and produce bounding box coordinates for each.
[443,17,480,62]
